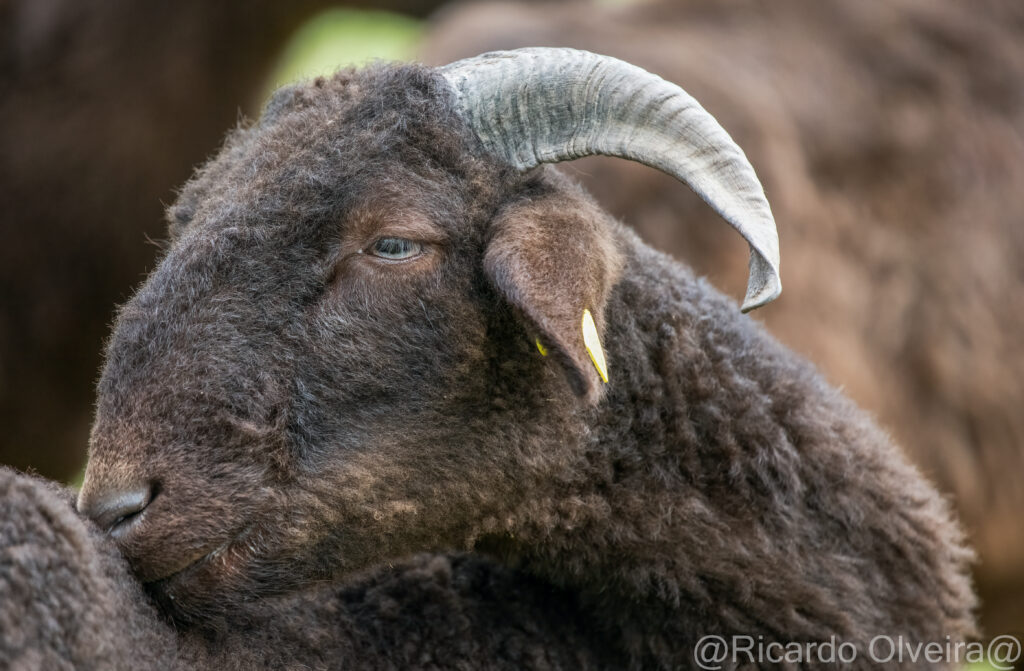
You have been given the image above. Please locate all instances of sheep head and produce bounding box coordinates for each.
[77,50,778,621]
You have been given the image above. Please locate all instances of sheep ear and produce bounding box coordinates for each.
[484,179,623,403]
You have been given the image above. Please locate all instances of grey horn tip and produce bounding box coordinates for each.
[740,255,782,313]
[740,282,782,313]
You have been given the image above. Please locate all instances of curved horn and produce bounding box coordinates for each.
[441,48,780,312]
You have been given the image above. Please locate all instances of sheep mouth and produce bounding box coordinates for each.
[144,525,256,587]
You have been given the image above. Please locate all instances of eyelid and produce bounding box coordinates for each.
[366,237,424,261]
[368,221,446,246]
[336,211,446,265]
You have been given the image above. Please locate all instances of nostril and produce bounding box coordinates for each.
[80,482,156,536]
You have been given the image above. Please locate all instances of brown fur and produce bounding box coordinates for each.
[422,0,1024,634]
[76,60,976,669]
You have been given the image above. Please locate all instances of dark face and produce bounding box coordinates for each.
[78,64,621,621]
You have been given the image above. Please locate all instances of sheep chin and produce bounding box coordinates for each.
[143,526,264,620]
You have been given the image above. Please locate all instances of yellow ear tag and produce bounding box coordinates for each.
[536,339,548,356]
[581,309,609,384]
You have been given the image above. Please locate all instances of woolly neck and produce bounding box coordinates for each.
[475,234,974,668]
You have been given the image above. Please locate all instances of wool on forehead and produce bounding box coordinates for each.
[167,63,491,242]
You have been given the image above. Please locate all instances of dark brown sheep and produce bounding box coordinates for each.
[75,51,975,669]
[0,466,619,670]
[421,0,1024,634]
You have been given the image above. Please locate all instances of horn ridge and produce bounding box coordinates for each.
[441,47,781,311]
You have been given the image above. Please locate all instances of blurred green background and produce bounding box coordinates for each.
[264,9,424,96]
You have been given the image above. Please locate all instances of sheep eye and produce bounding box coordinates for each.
[367,237,423,261]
